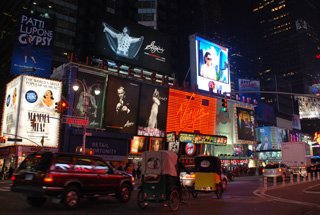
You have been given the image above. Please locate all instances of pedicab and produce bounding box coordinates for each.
[137,150,190,212]
[192,156,223,199]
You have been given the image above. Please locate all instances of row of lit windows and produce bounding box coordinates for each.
[252,0,274,12]
[271,3,286,12]
[273,21,290,30]
[283,72,295,77]
[269,12,288,22]
[273,26,291,35]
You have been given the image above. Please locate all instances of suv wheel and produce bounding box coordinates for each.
[27,196,46,207]
[60,186,80,210]
[117,183,131,203]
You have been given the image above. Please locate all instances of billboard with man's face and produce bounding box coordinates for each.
[1,75,62,147]
[104,76,139,135]
[94,12,171,74]
[10,11,55,78]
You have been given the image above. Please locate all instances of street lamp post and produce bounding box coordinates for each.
[73,79,100,154]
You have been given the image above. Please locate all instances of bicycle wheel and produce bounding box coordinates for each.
[169,189,180,212]
[181,186,190,204]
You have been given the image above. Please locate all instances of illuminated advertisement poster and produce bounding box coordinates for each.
[95,13,171,74]
[215,99,232,145]
[130,136,146,154]
[137,84,168,137]
[256,127,272,150]
[72,71,106,129]
[236,106,255,142]
[149,138,163,151]
[104,76,139,134]
[10,11,55,78]
[1,75,62,147]
[166,89,216,135]
[296,96,320,119]
[189,35,231,94]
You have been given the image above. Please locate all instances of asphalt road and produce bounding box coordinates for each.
[0,176,320,215]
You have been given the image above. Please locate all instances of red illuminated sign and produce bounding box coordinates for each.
[166,89,217,135]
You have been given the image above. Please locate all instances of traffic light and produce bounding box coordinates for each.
[30,118,36,128]
[221,98,228,112]
[1,136,6,143]
[61,101,67,113]
[55,101,61,113]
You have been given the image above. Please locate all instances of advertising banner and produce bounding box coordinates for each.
[149,137,163,151]
[137,84,168,137]
[189,35,231,94]
[10,11,55,78]
[296,96,320,119]
[130,136,146,154]
[94,13,171,74]
[236,106,255,142]
[104,76,139,134]
[166,89,217,135]
[1,75,62,147]
[72,71,106,129]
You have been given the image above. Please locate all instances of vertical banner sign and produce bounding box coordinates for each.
[104,76,139,135]
[10,11,55,78]
[72,71,106,129]
[236,107,255,142]
[137,84,168,137]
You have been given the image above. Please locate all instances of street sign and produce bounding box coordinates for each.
[62,117,88,126]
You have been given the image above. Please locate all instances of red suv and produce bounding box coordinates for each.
[11,151,134,210]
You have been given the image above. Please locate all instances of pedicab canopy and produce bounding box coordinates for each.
[195,156,221,174]
[141,150,178,177]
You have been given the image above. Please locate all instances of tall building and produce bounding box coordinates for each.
[252,0,320,134]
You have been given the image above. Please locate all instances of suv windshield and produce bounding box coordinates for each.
[18,152,53,171]
[265,164,279,169]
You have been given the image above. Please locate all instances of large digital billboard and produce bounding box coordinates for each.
[1,75,62,147]
[189,35,231,94]
[104,76,140,135]
[94,13,171,74]
[296,96,320,119]
[137,84,168,137]
[10,11,55,78]
[166,89,217,135]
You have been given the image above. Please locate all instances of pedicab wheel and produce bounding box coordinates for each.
[216,183,223,199]
[169,189,180,212]
[181,185,190,204]
[137,189,148,209]
[192,190,198,198]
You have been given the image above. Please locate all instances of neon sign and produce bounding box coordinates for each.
[185,142,196,156]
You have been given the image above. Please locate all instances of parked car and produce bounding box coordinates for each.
[307,164,320,173]
[262,163,292,180]
[11,151,135,210]
[180,164,228,190]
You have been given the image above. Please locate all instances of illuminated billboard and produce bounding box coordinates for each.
[1,75,62,147]
[104,76,140,135]
[166,89,217,135]
[189,35,231,94]
[235,106,255,143]
[296,96,320,119]
[10,11,55,78]
[93,13,171,74]
[137,84,168,137]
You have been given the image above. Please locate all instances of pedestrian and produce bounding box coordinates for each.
[137,166,141,179]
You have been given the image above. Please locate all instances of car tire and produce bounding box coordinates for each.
[60,186,81,210]
[26,196,46,207]
[117,183,131,203]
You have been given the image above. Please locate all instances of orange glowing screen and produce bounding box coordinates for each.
[166,89,216,135]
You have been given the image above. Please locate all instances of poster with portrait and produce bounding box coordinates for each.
[236,107,255,141]
[137,84,168,137]
[130,136,146,154]
[149,138,163,151]
[168,141,179,153]
[104,76,140,135]
[72,71,106,129]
